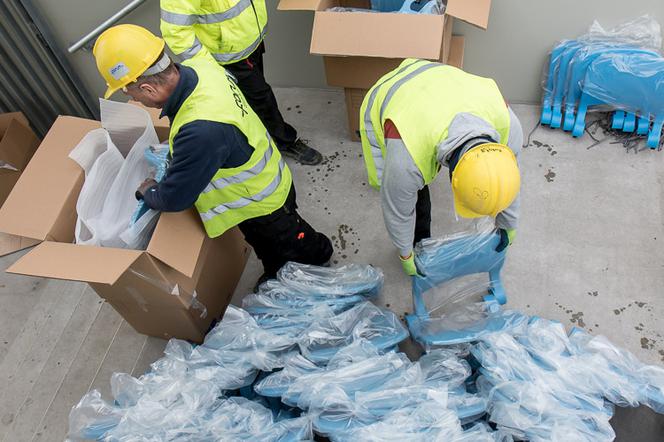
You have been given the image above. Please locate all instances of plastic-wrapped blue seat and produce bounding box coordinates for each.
[561,44,657,131]
[541,40,580,125]
[573,52,664,148]
[405,229,528,347]
[548,41,585,128]
[298,301,409,363]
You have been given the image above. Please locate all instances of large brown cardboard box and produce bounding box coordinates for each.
[278,0,487,138]
[0,112,41,256]
[0,112,250,343]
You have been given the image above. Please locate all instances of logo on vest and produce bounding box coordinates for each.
[226,74,248,117]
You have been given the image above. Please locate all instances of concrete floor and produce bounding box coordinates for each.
[0,88,663,441]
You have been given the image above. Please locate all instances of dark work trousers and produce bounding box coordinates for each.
[224,43,298,149]
[414,185,432,246]
[238,184,333,276]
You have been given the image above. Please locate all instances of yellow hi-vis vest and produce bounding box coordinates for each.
[170,57,292,238]
[360,58,511,190]
[160,0,268,65]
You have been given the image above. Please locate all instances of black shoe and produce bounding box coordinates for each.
[253,272,275,293]
[280,139,323,165]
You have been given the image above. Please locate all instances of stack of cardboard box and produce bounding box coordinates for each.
[278,0,492,139]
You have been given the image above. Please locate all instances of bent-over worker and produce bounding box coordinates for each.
[359,58,523,277]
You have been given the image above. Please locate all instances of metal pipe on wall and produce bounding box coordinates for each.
[68,0,148,53]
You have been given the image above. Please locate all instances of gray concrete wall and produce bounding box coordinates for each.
[32,0,664,105]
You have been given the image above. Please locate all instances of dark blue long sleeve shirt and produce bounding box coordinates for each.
[142,64,253,211]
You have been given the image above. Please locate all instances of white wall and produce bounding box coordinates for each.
[32,0,664,105]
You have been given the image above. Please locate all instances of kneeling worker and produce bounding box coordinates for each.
[359,58,523,277]
[93,25,333,288]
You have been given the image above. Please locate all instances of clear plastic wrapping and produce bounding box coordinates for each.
[580,15,662,52]
[274,262,384,298]
[413,220,507,311]
[470,317,664,441]
[69,99,160,249]
[540,15,664,148]
[68,306,311,440]
[244,263,384,343]
[298,301,408,362]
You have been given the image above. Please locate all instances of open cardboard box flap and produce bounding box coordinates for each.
[0,112,29,136]
[278,0,491,28]
[0,112,207,280]
[0,120,40,178]
[0,116,96,242]
[311,12,447,59]
[7,241,142,284]
[147,209,207,278]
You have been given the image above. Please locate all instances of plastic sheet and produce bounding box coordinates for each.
[68,307,311,441]
[539,15,664,148]
[331,399,500,442]
[413,219,508,311]
[69,99,160,249]
[298,301,409,362]
[398,0,445,15]
[275,262,383,298]
[581,15,662,52]
[370,0,404,12]
[407,285,527,348]
[281,350,412,411]
[471,317,664,441]
[245,263,387,349]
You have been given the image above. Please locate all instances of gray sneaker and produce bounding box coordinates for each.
[281,139,323,165]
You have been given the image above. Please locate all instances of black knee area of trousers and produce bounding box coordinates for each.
[238,185,333,276]
[414,185,432,246]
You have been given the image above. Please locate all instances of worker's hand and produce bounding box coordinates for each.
[495,228,516,252]
[136,178,157,200]
[400,252,424,277]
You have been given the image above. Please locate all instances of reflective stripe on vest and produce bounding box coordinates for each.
[200,154,286,222]
[202,131,274,195]
[179,36,204,59]
[161,0,268,65]
[160,0,253,25]
[210,25,267,64]
[362,59,428,183]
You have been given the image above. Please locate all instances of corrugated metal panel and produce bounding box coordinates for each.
[0,0,95,136]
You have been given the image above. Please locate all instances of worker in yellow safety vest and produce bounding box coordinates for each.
[93,24,333,289]
[160,0,323,165]
[359,59,523,277]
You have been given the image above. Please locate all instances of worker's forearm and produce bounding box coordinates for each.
[381,138,425,256]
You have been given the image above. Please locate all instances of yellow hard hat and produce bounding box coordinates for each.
[93,24,165,99]
[451,143,520,218]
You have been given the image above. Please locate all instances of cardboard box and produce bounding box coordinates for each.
[0,114,250,343]
[344,36,465,141]
[0,112,41,256]
[278,0,485,138]
[278,0,490,59]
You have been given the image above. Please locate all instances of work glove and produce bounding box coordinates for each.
[135,178,158,200]
[495,228,516,252]
[400,253,424,277]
